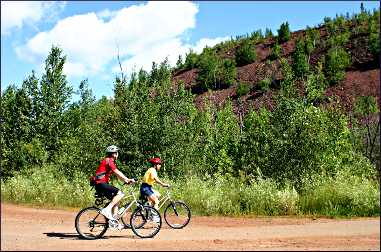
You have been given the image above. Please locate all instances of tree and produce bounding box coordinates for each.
[265,28,273,38]
[197,47,221,89]
[277,22,291,43]
[39,46,73,156]
[184,49,199,70]
[235,39,256,66]
[292,38,309,78]
[269,42,281,61]
[324,47,351,85]
[305,26,320,64]
[353,96,379,163]
[279,58,296,98]
[0,84,42,175]
[305,62,327,105]
[176,55,184,70]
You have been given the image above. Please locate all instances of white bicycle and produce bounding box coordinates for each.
[75,182,162,239]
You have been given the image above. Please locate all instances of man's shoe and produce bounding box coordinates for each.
[101,208,116,220]
[108,220,124,230]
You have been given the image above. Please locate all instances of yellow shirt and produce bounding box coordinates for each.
[142,167,157,186]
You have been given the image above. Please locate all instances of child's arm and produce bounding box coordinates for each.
[153,176,170,187]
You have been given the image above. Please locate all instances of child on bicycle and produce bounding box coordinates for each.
[93,145,135,223]
[140,157,170,211]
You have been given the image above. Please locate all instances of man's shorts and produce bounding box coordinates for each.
[95,183,119,200]
[140,183,155,197]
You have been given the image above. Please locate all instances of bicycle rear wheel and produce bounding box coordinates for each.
[164,201,191,229]
[75,207,108,239]
[130,205,161,238]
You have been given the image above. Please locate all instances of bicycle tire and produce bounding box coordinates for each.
[130,205,161,238]
[120,203,146,229]
[164,201,191,229]
[75,206,108,240]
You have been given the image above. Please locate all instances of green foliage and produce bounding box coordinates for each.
[265,28,273,38]
[305,62,327,104]
[369,31,380,59]
[324,47,351,85]
[352,96,380,169]
[235,39,257,66]
[354,96,379,116]
[176,55,184,70]
[1,85,32,175]
[39,46,73,156]
[197,47,237,89]
[292,38,309,78]
[257,78,271,92]
[184,49,199,70]
[197,47,221,89]
[221,59,237,86]
[277,22,291,43]
[2,8,379,218]
[299,170,379,216]
[3,170,378,217]
[279,58,297,98]
[269,42,281,61]
[236,82,250,97]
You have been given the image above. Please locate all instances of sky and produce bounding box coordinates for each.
[1,1,379,101]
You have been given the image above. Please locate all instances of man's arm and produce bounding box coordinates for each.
[114,169,135,184]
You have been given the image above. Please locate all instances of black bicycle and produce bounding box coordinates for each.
[75,183,162,239]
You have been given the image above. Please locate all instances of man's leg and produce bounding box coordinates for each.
[101,190,125,220]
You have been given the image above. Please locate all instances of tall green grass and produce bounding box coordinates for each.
[1,165,379,217]
[1,165,94,209]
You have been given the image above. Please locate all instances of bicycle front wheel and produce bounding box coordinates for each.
[121,203,147,229]
[75,207,108,239]
[130,205,161,238]
[164,201,191,229]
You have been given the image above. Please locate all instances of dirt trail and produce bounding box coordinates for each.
[1,203,379,251]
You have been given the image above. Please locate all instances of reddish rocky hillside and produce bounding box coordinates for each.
[172,25,380,116]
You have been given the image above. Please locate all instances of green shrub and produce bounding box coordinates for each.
[292,38,309,78]
[236,82,250,96]
[324,47,351,85]
[184,49,199,70]
[277,22,291,43]
[197,48,237,89]
[369,32,380,59]
[299,170,379,216]
[258,78,271,92]
[269,42,281,61]
[221,59,237,86]
[235,39,257,66]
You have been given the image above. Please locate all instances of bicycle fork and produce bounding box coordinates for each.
[170,201,179,216]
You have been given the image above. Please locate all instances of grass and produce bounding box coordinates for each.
[1,165,379,217]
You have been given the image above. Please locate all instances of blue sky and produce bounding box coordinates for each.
[1,1,379,101]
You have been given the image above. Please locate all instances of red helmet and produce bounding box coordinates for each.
[149,157,162,165]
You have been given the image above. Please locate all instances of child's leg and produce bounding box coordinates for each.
[147,194,159,210]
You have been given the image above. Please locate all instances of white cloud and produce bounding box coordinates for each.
[1,1,65,35]
[14,1,230,80]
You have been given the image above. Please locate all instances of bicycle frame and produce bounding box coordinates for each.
[118,185,143,217]
[142,188,173,210]
[94,184,143,219]
[157,189,172,210]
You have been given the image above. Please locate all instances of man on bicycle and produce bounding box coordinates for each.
[93,145,135,221]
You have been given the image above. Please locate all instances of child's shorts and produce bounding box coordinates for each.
[140,183,154,197]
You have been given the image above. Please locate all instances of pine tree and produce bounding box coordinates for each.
[277,22,291,43]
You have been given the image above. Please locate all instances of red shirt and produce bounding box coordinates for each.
[94,157,118,184]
